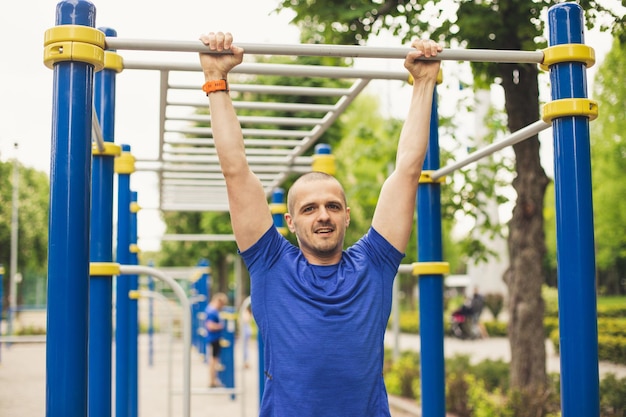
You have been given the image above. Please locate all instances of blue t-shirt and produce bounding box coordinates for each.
[240,226,404,417]
[205,305,222,343]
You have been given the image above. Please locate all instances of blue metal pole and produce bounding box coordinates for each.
[46,2,96,416]
[417,90,446,417]
[195,259,210,358]
[129,191,140,417]
[547,4,599,417]
[116,144,133,417]
[89,26,119,417]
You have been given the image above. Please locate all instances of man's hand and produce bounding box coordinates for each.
[404,39,442,82]
[199,31,244,80]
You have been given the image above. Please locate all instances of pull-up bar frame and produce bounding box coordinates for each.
[45,3,599,417]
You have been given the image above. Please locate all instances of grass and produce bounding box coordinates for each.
[598,296,626,307]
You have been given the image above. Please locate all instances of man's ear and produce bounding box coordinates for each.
[345,207,351,227]
[284,212,296,233]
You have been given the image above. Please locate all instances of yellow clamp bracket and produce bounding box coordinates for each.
[129,244,140,254]
[220,312,238,321]
[130,202,141,213]
[128,290,141,300]
[540,44,595,71]
[190,267,211,283]
[408,68,443,86]
[219,339,231,348]
[419,171,446,184]
[0,265,5,274]
[270,203,287,215]
[115,151,136,174]
[43,25,106,71]
[104,51,124,73]
[412,261,450,276]
[276,226,288,236]
[92,142,122,157]
[90,262,121,276]
[312,153,336,176]
[541,98,598,123]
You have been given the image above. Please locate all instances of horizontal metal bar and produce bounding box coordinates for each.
[161,234,236,242]
[166,126,311,138]
[161,154,313,165]
[106,37,544,63]
[167,99,337,112]
[161,203,230,212]
[123,60,411,80]
[166,114,321,126]
[163,145,292,156]
[432,120,551,180]
[163,137,305,147]
[169,83,351,96]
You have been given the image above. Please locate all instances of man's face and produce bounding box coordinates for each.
[284,178,350,265]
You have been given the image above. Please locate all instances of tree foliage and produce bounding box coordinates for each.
[0,159,49,311]
[590,36,626,294]
[276,0,624,400]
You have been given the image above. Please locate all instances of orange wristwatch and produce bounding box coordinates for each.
[202,79,229,95]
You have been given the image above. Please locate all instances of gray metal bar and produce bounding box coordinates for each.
[106,37,544,63]
[431,120,551,180]
[123,60,411,80]
[161,234,236,242]
[167,99,336,112]
[166,114,321,127]
[162,138,305,147]
[166,126,311,139]
[118,265,191,417]
[170,83,351,96]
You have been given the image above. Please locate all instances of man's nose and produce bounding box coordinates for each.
[317,206,330,220]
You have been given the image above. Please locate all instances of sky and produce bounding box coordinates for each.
[0,0,617,251]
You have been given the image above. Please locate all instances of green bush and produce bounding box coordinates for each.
[484,292,504,321]
[600,373,626,417]
[598,335,626,365]
[471,358,510,392]
[384,350,421,400]
[598,304,626,319]
[484,320,508,337]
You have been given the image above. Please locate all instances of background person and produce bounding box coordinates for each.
[205,292,228,387]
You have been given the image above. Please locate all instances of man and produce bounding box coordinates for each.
[205,292,228,387]
[199,32,441,416]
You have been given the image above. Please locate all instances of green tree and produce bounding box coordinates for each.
[0,160,49,314]
[277,0,624,403]
[590,36,626,295]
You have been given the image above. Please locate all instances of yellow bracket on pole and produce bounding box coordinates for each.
[92,142,122,157]
[104,51,124,73]
[115,151,136,174]
[542,98,598,123]
[419,171,446,184]
[540,44,595,71]
[412,262,450,276]
[43,25,106,71]
[90,262,121,276]
[312,153,336,176]
[270,203,287,215]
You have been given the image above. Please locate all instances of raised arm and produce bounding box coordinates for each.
[371,39,442,253]
[199,32,273,251]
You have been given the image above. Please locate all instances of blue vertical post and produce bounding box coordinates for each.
[547,4,599,417]
[417,90,446,417]
[89,26,121,417]
[45,1,98,416]
[115,144,134,417]
[129,191,140,417]
[194,259,210,357]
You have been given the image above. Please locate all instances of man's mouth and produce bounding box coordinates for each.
[315,227,334,235]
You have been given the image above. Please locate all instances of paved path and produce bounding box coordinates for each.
[1,332,624,417]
